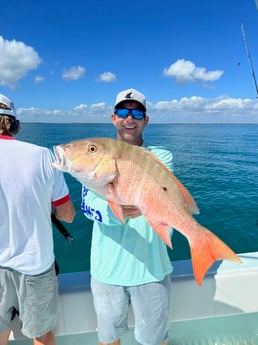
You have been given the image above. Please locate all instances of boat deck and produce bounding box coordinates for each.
[10,312,258,344]
[9,252,258,344]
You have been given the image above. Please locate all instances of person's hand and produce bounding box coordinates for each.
[121,205,142,219]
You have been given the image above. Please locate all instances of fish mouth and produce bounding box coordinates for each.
[53,145,70,171]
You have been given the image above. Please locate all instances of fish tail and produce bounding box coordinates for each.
[190,226,242,285]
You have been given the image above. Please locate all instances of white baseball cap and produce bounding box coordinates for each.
[0,94,16,117]
[114,88,146,111]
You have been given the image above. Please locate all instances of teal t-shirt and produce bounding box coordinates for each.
[81,146,173,286]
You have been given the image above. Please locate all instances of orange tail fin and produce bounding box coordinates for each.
[190,226,242,285]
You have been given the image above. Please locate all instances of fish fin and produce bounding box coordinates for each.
[170,174,199,214]
[190,226,242,286]
[90,155,118,181]
[107,200,125,224]
[145,218,173,248]
[106,183,125,224]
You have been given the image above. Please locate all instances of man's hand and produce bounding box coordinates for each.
[121,205,142,219]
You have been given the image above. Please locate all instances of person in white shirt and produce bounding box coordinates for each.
[0,93,76,345]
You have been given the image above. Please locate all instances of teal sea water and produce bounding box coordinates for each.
[17,123,258,274]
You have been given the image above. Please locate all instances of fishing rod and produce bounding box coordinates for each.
[51,213,74,243]
[51,213,74,275]
[241,23,258,98]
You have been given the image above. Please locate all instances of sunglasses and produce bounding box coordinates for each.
[114,108,145,120]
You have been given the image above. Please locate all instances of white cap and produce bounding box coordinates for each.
[0,94,16,117]
[114,88,146,111]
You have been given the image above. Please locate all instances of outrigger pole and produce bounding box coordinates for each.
[241,23,258,98]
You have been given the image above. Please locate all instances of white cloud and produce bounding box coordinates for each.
[97,72,116,82]
[0,36,41,89]
[74,104,88,111]
[163,59,224,85]
[16,96,258,124]
[35,75,44,83]
[62,66,86,80]
[90,102,106,110]
[149,96,258,123]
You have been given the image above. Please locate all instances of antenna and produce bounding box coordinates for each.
[241,23,258,97]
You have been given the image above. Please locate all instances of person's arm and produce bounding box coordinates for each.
[81,186,124,226]
[49,149,76,223]
[120,205,141,218]
[54,198,75,223]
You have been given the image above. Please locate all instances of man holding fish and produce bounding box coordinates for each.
[53,88,241,344]
[81,89,173,345]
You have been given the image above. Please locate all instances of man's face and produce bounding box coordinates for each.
[111,101,149,145]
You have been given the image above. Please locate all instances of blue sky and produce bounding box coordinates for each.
[1,0,258,123]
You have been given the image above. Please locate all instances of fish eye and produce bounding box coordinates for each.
[88,144,97,153]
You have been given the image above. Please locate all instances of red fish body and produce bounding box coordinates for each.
[53,137,242,285]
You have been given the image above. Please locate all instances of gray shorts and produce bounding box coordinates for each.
[91,275,171,345]
[0,264,58,338]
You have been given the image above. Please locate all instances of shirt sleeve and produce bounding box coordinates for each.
[147,145,174,172]
[47,149,70,204]
[81,186,123,225]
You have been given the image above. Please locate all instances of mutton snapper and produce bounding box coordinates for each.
[53,137,242,285]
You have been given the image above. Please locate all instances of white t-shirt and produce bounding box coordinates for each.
[0,135,70,274]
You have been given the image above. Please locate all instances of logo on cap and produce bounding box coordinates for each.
[125,92,134,99]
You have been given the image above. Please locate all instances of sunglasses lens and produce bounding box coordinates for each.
[131,109,144,119]
[115,109,129,118]
[115,109,145,120]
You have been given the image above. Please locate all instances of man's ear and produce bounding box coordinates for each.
[111,113,116,125]
[144,115,149,125]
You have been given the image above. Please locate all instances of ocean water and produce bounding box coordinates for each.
[17,123,258,274]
